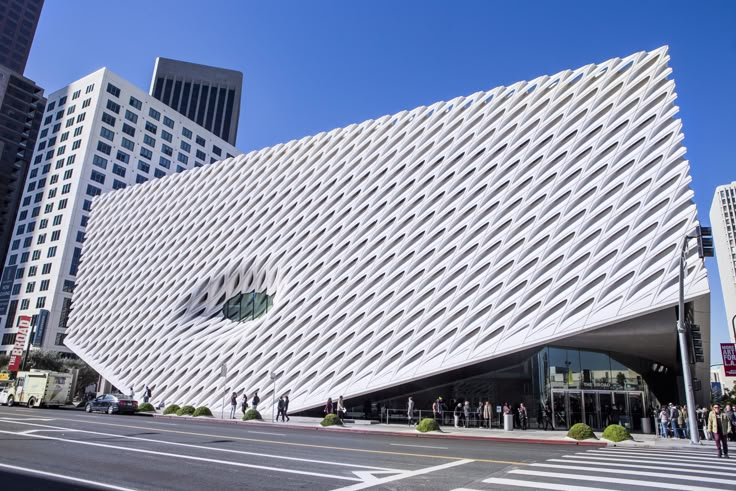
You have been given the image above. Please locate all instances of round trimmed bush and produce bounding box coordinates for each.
[320,413,343,426]
[137,402,155,412]
[602,424,631,442]
[193,406,212,417]
[163,404,180,415]
[176,405,196,416]
[567,422,595,440]
[242,408,262,421]
[416,418,440,433]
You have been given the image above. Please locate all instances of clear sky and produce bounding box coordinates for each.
[26,1,736,361]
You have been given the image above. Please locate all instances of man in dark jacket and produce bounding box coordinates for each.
[277,396,286,422]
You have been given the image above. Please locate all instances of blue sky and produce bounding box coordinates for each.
[26,1,736,361]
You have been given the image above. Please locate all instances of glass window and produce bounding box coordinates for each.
[129,96,142,110]
[163,116,174,128]
[90,170,105,184]
[101,112,116,127]
[149,108,161,120]
[140,147,153,160]
[137,160,150,173]
[124,110,138,123]
[161,129,172,142]
[195,135,205,147]
[143,134,156,147]
[182,127,192,139]
[212,145,222,156]
[222,291,274,322]
[112,179,126,190]
[154,169,166,178]
[161,144,173,156]
[106,99,120,114]
[106,83,121,97]
[116,150,130,164]
[136,174,148,184]
[145,121,157,134]
[99,127,114,141]
[122,123,135,137]
[92,155,108,169]
[177,152,188,164]
[180,141,191,152]
[121,138,135,151]
[97,141,112,155]
[86,184,101,197]
[159,156,170,169]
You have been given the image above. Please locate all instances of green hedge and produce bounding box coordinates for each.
[416,418,440,433]
[320,413,343,427]
[163,404,180,415]
[242,408,262,421]
[602,424,631,442]
[137,402,155,412]
[176,405,196,416]
[567,422,595,440]
[193,406,212,417]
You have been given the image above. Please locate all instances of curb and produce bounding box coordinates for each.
[150,413,606,446]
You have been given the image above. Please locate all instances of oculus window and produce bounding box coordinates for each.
[223,291,273,322]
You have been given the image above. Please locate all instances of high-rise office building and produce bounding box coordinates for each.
[150,57,242,146]
[0,0,44,74]
[711,181,736,342]
[0,67,240,354]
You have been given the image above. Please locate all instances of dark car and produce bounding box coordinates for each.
[85,394,138,415]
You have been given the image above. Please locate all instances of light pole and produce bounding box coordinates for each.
[732,315,736,344]
[269,371,278,423]
[219,362,227,419]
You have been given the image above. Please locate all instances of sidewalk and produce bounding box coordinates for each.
[148,409,715,448]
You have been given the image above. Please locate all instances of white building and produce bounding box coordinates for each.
[711,181,736,342]
[67,47,711,428]
[0,67,240,354]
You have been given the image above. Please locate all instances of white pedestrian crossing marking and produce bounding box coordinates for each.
[469,446,736,490]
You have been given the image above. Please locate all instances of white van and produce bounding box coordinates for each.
[0,369,75,407]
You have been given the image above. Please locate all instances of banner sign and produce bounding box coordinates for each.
[0,265,16,315]
[8,315,32,372]
[721,343,736,376]
[32,309,49,347]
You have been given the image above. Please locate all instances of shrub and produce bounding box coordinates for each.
[137,402,155,412]
[416,418,440,433]
[567,422,595,440]
[242,408,262,421]
[163,404,180,415]
[193,406,213,417]
[320,413,343,427]
[602,424,631,442]
[176,405,196,416]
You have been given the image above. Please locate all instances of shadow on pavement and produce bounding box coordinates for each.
[0,469,102,490]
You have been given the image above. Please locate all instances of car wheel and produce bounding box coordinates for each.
[27,398,36,408]
[85,404,92,413]
[107,406,114,415]
[7,396,14,407]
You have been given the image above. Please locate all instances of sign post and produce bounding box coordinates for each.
[721,343,736,376]
[8,315,33,372]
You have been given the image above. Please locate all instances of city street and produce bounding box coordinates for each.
[1,406,735,490]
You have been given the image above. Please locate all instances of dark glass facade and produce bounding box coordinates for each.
[0,0,44,74]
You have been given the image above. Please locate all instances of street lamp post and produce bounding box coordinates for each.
[677,233,700,445]
[269,371,277,423]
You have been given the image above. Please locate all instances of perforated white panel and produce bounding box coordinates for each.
[66,46,708,412]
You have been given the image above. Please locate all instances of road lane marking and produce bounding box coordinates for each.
[0,419,404,472]
[480,478,619,490]
[587,449,728,463]
[21,429,76,434]
[509,469,722,491]
[548,457,726,475]
[390,443,448,449]
[529,462,735,485]
[0,429,362,482]
[564,453,736,469]
[332,459,473,490]
[0,462,135,491]
[247,430,286,436]
[0,413,527,465]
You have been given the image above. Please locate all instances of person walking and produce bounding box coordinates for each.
[658,406,670,438]
[229,391,238,419]
[463,401,471,428]
[476,401,483,428]
[726,404,736,442]
[453,401,462,428]
[518,403,528,430]
[483,401,492,429]
[252,390,260,411]
[277,396,286,422]
[407,396,415,425]
[241,392,249,416]
[129,386,135,400]
[284,395,290,422]
[337,396,346,421]
[143,385,151,404]
[668,403,680,438]
[324,397,333,415]
[708,403,731,458]
[678,405,687,439]
[543,403,552,430]
[432,399,438,421]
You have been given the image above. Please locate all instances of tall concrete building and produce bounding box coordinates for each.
[0,67,240,354]
[0,0,44,74]
[0,0,45,295]
[68,47,711,427]
[711,181,736,342]
[149,57,242,146]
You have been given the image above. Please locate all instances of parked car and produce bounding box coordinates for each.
[85,394,138,414]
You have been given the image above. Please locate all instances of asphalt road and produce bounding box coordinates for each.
[0,405,573,490]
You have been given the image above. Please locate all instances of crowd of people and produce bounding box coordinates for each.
[226,389,291,422]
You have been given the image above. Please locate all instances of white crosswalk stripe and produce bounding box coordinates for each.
[463,445,736,490]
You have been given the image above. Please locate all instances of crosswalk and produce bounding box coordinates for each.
[456,445,736,490]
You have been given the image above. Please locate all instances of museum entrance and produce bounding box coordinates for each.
[551,389,645,431]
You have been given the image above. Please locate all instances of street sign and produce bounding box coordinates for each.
[721,343,736,376]
[8,315,33,372]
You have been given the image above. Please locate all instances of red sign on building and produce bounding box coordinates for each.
[7,315,32,372]
[722,343,736,377]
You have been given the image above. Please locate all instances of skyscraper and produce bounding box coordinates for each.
[0,0,44,74]
[711,181,736,342]
[0,67,240,354]
[149,57,242,146]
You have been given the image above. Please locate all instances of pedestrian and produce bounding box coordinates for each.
[229,391,237,419]
[454,401,462,428]
[703,406,713,440]
[658,406,670,438]
[668,403,680,438]
[437,397,445,424]
[726,404,736,442]
[432,399,438,421]
[708,403,731,458]
[518,403,528,430]
[241,392,249,415]
[407,396,415,425]
[462,401,470,428]
[252,390,260,411]
[143,385,151,404]
[129,386,135,399]
[284,395,290,422]
[337,396,346,421]
[324,397,333,415]
[678,405,687,438]
[483,401,492,429]
[476,401,483,428]
[277,396,286,422]
[543,403,552,430]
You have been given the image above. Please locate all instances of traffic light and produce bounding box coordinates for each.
[696,225,714,258]
[688,323,704,363]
